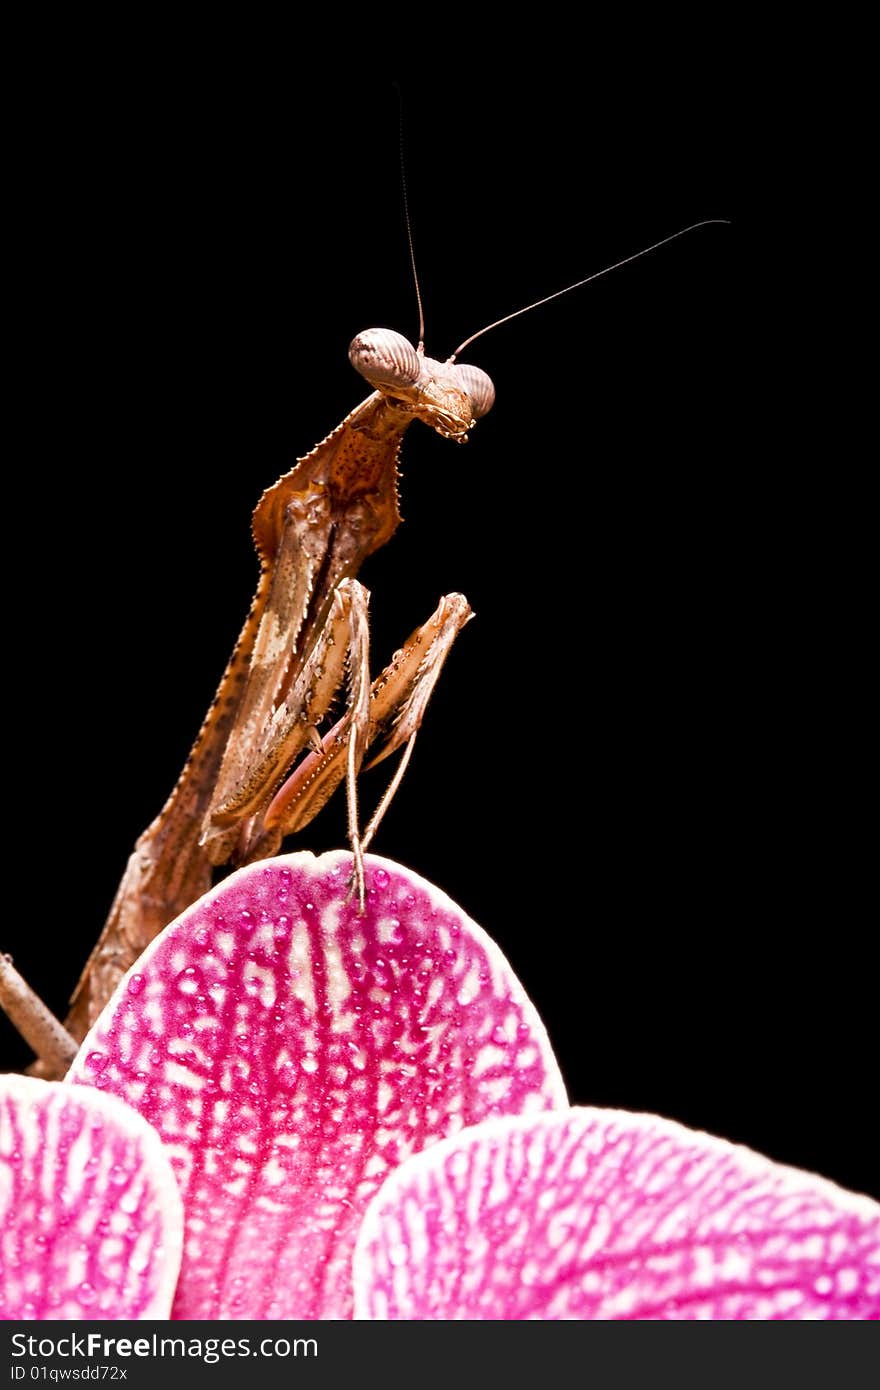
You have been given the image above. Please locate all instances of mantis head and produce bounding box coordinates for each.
[349,328,495,442]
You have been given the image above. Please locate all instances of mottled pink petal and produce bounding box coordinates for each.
[0,1075,182,1320]
[68,852,566,1319]
[353,1108,880,1319]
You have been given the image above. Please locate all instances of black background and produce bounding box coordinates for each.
[4,54,875,1204]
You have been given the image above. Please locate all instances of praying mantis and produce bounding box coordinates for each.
[1,114,726,1078]
[2,332,481,1074]
[62,327,492,1047]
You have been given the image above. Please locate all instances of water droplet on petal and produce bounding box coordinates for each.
[176,966,201,995]
[127,974,145,996]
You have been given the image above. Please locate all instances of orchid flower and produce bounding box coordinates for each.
[2,854,878,1320]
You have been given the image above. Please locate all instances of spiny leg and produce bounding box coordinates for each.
[222,577,375,903]
[250,593,473,899]
[358,590,472,855]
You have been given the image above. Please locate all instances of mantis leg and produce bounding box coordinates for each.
[216,575,375,903]
[0,955,78,1075]
[247,592,473,875]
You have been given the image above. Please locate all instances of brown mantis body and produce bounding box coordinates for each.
[2,220,725,1076]
[61,331,491,1048]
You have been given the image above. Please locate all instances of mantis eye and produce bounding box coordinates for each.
[349,329,421,390]
[453,363,495,419]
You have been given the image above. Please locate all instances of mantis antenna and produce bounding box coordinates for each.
[395,84,426,354]
[449,220,730,362]
[393,94,726,364]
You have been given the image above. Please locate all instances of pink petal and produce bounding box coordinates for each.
[68,852,566,1318]
[0,1075,182,1319]
[353,1108,880,1319]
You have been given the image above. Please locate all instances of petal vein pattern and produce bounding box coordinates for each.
[67,852,566,1319]
[353,1109,880,1320]
[0,1075,182,1320]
